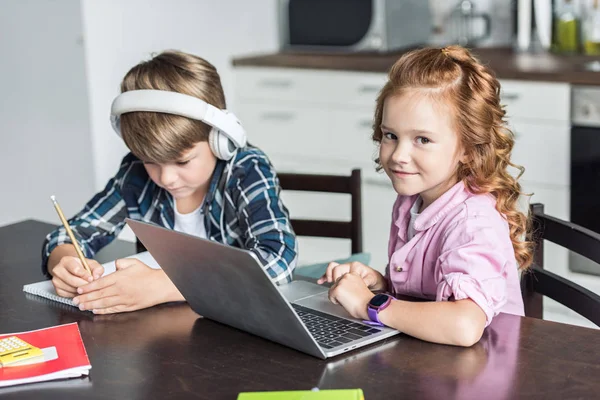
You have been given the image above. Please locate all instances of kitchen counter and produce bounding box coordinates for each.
[233,47,600,86]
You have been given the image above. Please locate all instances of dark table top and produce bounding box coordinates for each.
[232,47,600,85]
[1,219,600,399]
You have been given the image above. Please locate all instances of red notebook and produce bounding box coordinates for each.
[0,323,91,387]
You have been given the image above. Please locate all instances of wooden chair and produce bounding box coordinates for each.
[522,203,600,327]
[277,169,363,255]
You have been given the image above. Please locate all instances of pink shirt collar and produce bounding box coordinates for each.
[394,181,470,242]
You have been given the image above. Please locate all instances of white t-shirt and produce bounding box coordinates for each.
[407,196,422,241]
[173,200,207,239]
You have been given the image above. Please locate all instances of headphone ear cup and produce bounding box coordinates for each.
[110,115,122,138]
[208,128,221,159]
[209,128,235,160]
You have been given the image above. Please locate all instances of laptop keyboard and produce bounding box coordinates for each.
[292,304,382,349]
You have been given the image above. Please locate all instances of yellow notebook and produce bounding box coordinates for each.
[237,389,364,400]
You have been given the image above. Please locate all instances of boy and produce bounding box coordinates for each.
[42,50,298,314]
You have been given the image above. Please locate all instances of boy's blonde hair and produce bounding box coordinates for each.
[373,46,533,270]
[119,50,226,163]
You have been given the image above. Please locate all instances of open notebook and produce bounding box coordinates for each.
[22,251,160,308]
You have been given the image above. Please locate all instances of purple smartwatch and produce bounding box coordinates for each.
[365,293,393,327]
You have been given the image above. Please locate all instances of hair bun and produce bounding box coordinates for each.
[441,45,473,63]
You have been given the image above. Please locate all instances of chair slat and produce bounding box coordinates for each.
[535,213,600,266]
[528,266,600,326]
[290,219,353,239]
[278,173,351,193]
[526,203,600,327]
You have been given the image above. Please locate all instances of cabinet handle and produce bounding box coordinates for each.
[357,84,381,93]
[502,92,521,101]
[260,112,295,121]
[258,79,292,89]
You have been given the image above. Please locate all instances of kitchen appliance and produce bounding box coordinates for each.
[429,0,512,48]
[278,0,432,52]
[445,0,491,46]
[569,85,600,276]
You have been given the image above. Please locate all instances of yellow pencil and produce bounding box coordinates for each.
[49,195,92,275]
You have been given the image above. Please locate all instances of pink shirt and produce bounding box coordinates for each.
[386,181,524,326]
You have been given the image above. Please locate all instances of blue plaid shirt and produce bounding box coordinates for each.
[42,146,298,284]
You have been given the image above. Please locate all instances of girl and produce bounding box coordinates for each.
[317,46,532,347]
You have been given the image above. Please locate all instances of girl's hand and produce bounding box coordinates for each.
[72,258,183,314]
[317,261,387,291]
[51,256,104,298]
[328,272,375,320]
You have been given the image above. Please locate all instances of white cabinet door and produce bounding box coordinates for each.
[236,102,325,160]
[235,67,387,108]
[237,103,380,174]
[509,120,570,187]
[500,80,570,122]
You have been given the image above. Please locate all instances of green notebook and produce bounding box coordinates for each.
[237,389,364,399]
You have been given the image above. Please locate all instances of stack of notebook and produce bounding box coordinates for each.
[0,323,91,387]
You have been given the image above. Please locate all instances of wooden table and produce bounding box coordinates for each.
[1,220,599,399]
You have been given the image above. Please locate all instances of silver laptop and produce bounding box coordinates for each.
[126,219,399,359]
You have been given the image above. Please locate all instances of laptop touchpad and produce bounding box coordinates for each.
[279,280,329,302]
[294,292,355,320]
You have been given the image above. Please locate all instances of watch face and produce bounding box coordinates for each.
[370,293,390,308]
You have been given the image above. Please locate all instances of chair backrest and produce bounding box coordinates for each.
[277,169,363,254]
[522,203,600,326]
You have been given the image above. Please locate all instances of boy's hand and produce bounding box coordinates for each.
[51,256,104,298]
[72,259,183,314]
[327,272,375,320]
[317,261,387,291]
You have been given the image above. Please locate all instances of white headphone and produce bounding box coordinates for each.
[110,89,247,160]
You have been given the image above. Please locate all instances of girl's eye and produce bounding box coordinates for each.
[176,160,190,166]
[416,136,430,145]
[383,132,397,140]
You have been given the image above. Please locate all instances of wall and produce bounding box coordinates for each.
[0,0,95,227]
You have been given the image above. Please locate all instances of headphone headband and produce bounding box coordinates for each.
[110,90,246,148]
